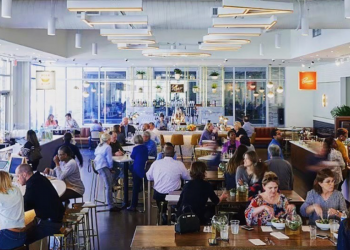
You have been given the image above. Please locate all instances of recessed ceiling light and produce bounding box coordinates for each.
[331,51,334,53]
[16,48,19,51]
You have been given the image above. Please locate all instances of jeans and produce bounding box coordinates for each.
[131,172,143,208]
[98,167,114,209]
[25,218,62,245]
[0,229,26,250]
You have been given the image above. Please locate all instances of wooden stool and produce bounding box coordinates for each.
[171,134,184,162]
[66,208,91,250]
[160,134,165,151]
[63,214,85,250]
[190,134,201,162]
[49,227,73,250]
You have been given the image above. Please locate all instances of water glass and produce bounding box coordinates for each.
[220,225,229,240]
[329,219,339,234]
[230,220,239,235]
[309,225,317,240]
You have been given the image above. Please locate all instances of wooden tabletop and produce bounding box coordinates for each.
[131,226,336,250]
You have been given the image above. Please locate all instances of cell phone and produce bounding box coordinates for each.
[208,238,218,245]
[241,225,254,231]
[316,234,327,239]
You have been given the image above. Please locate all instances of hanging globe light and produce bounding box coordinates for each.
[91,88,96,93]
[83,81,90,88]
[267,81,274,89]
[235,87,240,92]
[277,86,284,93]
[101,84,105,89]
[250,83,256,90]
[267,91,274,98]
[253,91,259,97]
[259,87,265,93]
[82,91,89,98]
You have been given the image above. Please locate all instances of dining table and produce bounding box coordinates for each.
[130,225,337,250]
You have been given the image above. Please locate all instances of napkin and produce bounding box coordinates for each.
[203,226,212,233]
[270,232,289,240]
[249,239,267,246]
[261,226,273,232]
[302,226,310,232]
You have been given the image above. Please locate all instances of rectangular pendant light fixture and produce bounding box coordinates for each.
[199,44,241,51]
[203,35,251,45]
[208,28,262,36]
[100,27,152,37]
[67,1,143,12]
[221,0,293,16]
[117,44,159,50]
[212,16,277,30]
[81,15,148,27]
[108,36,156,45]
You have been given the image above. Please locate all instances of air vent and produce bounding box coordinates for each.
[76,11,100,16]
[212,7,218,17]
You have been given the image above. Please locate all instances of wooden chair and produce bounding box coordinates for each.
[160,134,165,150]
[171,134,184,162]
[190,134,201,162]
[250,132,256,144]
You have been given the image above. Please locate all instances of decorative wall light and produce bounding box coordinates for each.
[1,0,12,18]
[253,91,259,97]
[100,27,152,37]
[81,15,147,27]
[259,87,265,93]
[108,36,156,45]
[322,94,327,107]
[75,32,82,48]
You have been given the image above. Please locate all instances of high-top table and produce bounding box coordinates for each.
[131,226,336,250]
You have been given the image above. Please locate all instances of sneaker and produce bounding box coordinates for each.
[126,206,137,212]
[109,207,121,212]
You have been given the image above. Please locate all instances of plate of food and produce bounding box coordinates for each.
[271,218,286,229]
[315,219,330,230]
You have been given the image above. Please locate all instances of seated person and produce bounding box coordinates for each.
[242,116,254,138]
[51,133,83,168]
[109,131,125,156]
[45,114,57,128]
[199,122,218,145]
[44,145,85,206]
[338,213,350,249]
[143,131,157,158]
[146,146,190,223]
[245,172,295,226]
[149,122,160,137]
[156,142,177,160]
[225,145,248,190]
[300,168,347,225]
[232,121,248,138]
[113,124,126,146]
[266,144,293,190]
[240,135,255,152]
[177,161,227,225]
[142,123,160,144]
[222,130,240,154]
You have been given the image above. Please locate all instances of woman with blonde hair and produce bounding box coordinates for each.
[199,122,218,145]
[233,121,248,138]
[94,133,121,212]
[0,172,26,249]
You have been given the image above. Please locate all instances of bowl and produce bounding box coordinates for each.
[315,220,330,230]
[271,219,285,230]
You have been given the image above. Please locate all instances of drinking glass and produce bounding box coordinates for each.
[329,219,339,234]
[230,220,239,235]
[220,225,229,240]
[309,225,317,240]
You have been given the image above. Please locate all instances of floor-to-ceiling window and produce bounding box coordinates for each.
[0,59,11,131]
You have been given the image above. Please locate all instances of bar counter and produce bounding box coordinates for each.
[290,141,321,172]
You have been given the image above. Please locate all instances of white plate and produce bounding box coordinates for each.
[333,233,338,239]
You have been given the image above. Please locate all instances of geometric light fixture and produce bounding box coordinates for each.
[100,27,152,37]
[1,0,12,18]
[91,88,97,93]
[301,1,309,36]
[253,91,259,97]
[207,28,262,36]
[81,14,148,27]
[142,49,211,57]
[199,44,241,51]
[212,16,277,30]
[107,36,156,45]
[116,44,159,50]
[67,1,143,12]
[203,35,251,44]
[92,43,98,55]
[221,0,293,16]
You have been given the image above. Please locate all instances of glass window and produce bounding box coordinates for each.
[83,82,99,124]
[267,67,285,126]
[224,81,233,116]
[235,67,245,79]
[224,67,233,79]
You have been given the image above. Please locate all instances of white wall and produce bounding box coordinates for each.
[284,66,313,127]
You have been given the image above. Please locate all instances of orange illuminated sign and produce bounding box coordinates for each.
[299,71,317,90]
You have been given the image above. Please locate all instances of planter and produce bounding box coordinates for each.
[137,74,144,80]
[190,75,195,80]
[156,75,161,80]
[211,76,218,80]
[192,87,199,93]
[175,73,181,80]
[212,88,217,93]
[138,88,143,93]
[156,88,162,93]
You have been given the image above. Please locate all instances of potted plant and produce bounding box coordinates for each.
[155,85,162,93]
[210,71,220,80]
[138,87,143,93]
[230,188,236,197]
[192,85,199,93]
[136,71,146,80]
[156,75,161,80]
[331,105,350,117]
[211,83,218,93]
[174,68,182,80]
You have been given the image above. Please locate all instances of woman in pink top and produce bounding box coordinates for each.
[45,114,57,127]
[222,130,240,154]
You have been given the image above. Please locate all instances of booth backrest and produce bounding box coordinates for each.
[255,127,275,138]
[78,127,91,138]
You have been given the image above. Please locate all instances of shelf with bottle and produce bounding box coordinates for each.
[152,98,167,108]
[131,100,149,107]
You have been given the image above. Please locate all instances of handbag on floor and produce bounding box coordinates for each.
[175,206,200,234]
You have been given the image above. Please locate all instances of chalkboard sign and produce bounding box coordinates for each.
[9,157,25,174]
[170,84,184,93]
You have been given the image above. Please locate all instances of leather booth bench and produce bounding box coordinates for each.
[253,127,276,147]
[75,127,91,146]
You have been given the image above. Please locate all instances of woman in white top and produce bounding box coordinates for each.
[44,145,85,206]
[0,172,26,250]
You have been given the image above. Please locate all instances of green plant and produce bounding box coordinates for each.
[174,68,182,74]
[155,85,162,89]
[331,105,350,117]
[230,188,236,193]
[136,71,146,75]
[210,71,220,76]
[193,85,198,89]
[211,83,218,89]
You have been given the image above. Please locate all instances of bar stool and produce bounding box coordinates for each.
[171,134,184,162]
[139,160,154,213]
[63,214,86,250]
[48,227,73,250]
[190,134,201,162]
[66,208,90,249]
[89,159,107,206]
[160,134,165,151]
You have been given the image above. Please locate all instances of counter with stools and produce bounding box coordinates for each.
[171,134,184,162]
[190,134,201,162]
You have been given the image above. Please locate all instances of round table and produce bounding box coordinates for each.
[15,179,66,197]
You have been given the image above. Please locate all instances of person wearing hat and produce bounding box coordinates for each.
[94,133,121,212]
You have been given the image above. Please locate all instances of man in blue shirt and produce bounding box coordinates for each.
[268,128,283,160]
[89,120,103,149]
[143,131,157,158]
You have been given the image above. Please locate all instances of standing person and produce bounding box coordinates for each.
[233,121,248,138]
[143,131,157,158]
[127,135,149,212]
[155,113,168,130]
[45,114,57,128]
[65,113,80,135]
[44,146,85,206]
[15,164,65,245]
[199,122,218,145]
[222,130,241,154]
[20,130,42,171]
[113,124,126,146]
[267,128,283,160]
[51,133,83,169]
[225,145,248,190]
[94,133,121,212]
[242,116,255,138]
[266,144,294,190]
[0,172,26,250]
[120,117,136,138]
